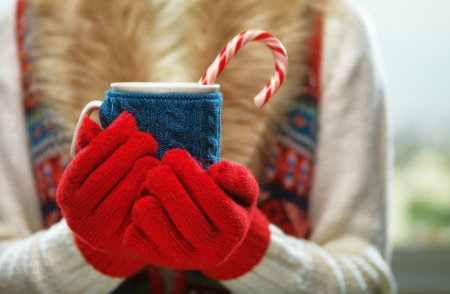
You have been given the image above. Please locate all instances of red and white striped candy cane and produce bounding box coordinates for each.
[199,30,288,109]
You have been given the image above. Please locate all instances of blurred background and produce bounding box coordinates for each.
[350,0,450,293]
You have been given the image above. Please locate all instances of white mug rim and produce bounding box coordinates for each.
[111,82,220,94]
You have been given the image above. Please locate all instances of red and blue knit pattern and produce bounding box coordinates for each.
[17,0,67,229]
[259,92,318,238]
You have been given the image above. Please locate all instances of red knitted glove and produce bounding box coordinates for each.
[123,149,270,278]
[57,112,159,277]
[74,236,147,277]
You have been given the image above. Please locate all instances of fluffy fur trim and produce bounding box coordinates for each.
[27,0,318,176]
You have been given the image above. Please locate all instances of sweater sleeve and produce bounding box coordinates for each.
[220,1,397,293]
[0,1,123,292]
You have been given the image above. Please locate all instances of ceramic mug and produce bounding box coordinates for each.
[70,82,222,168]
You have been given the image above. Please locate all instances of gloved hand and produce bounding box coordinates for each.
[57,112,159,277]
[123,149,271,279]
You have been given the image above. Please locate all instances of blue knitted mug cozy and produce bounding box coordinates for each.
[100,90,222,168]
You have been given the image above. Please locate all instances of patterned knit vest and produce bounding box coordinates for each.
[16,0,322,292]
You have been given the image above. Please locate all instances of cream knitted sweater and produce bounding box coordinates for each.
[0,0,396,292]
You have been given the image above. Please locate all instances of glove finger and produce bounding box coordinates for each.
[208,161,259,209]
[76,116,102,152]
[162,149,248,237]
[124,223,169,267]
[85,157,161,255]
[124,197,194,268]
[76,131,157,211]
[142,165,214,246]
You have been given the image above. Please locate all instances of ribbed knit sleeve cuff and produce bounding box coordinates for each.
[200,209,270,280]
[219,226,396,294]
[38,220,125,293]
[219,224,311,293]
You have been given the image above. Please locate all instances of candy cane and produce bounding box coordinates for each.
[199,30,288,109]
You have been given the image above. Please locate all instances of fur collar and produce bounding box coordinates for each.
[28,0,316,175]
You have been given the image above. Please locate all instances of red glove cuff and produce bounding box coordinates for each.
[75,235,147,278]
[200,208,271,280]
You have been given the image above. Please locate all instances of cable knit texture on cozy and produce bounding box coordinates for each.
[100,90,222,167]
[0,0,396,293]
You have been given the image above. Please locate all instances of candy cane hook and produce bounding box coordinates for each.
[199,30,288,109]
